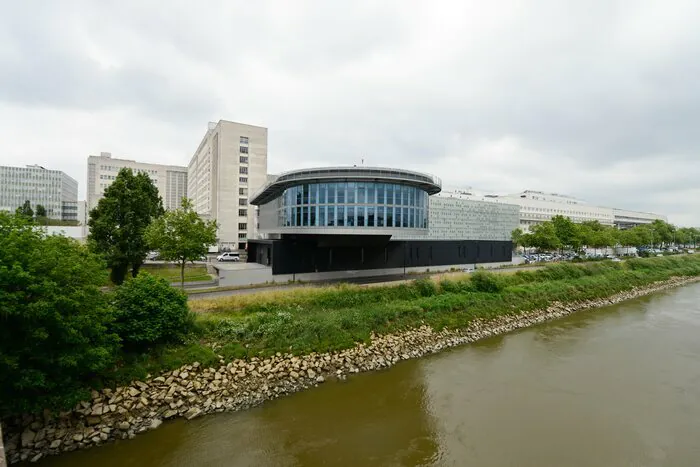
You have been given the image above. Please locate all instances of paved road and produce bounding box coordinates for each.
[187,265,542,301]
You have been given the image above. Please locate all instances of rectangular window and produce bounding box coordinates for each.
[377,184,385,204]
[240,146,249,154]
[377,206,384,227]
[239,177,247,183]
[239,188,247,195]
[327,184,336,203]
[239,156,248,164]
[319,205,326,227]
[367,206,375,227]
[310,205,317,226]
[295,207,301,226]
[409,208,415,228]
[302,184,309,204]
[302,206,309,226]
[402,208,408,227]
[240,167,248,174]
[238,223,247,230]
[239,198,247,206]
[336,184,345,203]
[387,207,393,227]
[238,233,246,239]
[319,183,327,204]
[346,206,355,226]
[357,184,366,204]
[240,136,249,144]
[310,184,317,204]
[357,206,365,226]
[327,205,335,226]
[386,185,394,204]
[367,183,376,204]
[347,182,356,203]
[238,209,247,216]
[336,206,345,226]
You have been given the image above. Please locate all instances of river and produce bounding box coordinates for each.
[30,282,700,466]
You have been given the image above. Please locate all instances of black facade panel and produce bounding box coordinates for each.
[267,237,512,275]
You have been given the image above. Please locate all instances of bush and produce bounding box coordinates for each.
[470,270,504,293]
[0,212,119,417]
[112,273,193,351]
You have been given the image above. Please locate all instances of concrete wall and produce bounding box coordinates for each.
[429,197,519,241]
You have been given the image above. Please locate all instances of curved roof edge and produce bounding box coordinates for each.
[250,166,442,205]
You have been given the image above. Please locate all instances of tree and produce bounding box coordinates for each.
[551,215,582,252]
[145,198,218,288]
[529,222,562,252]
[511,228,524,252]
[88,168,164,285]
[35,204,47,218]
[0,212,119,417]
[15,199,33,219]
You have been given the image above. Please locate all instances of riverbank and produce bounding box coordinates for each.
[3,264,700,463]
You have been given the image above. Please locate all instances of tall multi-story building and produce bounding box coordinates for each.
[187,120,268,250]
[86,152,188,212]
[0,164,78,220]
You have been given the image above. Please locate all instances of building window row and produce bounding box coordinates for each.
[279,205,428,229]
[240,136,249,144]
[240,156,248,164]
[239,177,248,183]
[282,182,428,208]
[240,167,248,174]
[240,146,249,154]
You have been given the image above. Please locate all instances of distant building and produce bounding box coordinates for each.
[0,164,78,220]
[86,152,187,212]
[187,120,268,251]
[438,189,666,232]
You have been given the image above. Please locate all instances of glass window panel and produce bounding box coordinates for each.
[337,183,345,203]
[302,206,309,226]
[347,182,356,203]
[346,206,355,226]
[402,207,409,227]
[357,184,366,204]
[367,206,375,227]
[386,206,393,227]
[385,185,393,205]
[319,184,327,204]
[310,205,317,226]
[407,187,413,206]
[368,183,376,204]
[377,206,384,227]
[328,184,336,203]
[319,205,326,227]
[327,205,335,226]
[377,184,385,204]
[296,186,302,205]
[403,186,410,206]
[357,206,365,226]
[310,184,317,204]
[303,184,309,204]
[294,206,300,226]
[336,206,345,226]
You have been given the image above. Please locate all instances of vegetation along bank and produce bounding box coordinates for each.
[3,254,700,463]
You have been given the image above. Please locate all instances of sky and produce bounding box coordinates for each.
[1,0,699,225]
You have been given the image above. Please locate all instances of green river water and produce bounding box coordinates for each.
[30,282,700,466]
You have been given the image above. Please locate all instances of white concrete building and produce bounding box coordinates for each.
[86,152,187,212]
[0,164,78,220]
[438,189,665,232]
[187,120,268,251]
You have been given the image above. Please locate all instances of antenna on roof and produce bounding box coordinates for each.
[361,158,364,165]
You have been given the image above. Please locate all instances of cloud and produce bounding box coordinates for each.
[1,0,698,225]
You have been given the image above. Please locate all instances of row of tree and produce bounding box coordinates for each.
[87,168,218,287]
[511,216,699,253]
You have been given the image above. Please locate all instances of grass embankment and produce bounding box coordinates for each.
[110,255,700,385]
[140,264,212,283]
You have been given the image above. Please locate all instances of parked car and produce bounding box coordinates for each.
[217,252,240,262]
[146,251,160,261]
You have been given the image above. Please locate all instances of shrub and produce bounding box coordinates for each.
[0,212,119,417]
[112,273,193,351]
[413,278,438,296]
[470,270,504,293]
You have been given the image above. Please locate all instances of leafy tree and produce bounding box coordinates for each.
[529,222,562,252]
[145,198,218,288]
[88,168,164,284]
[0,212,119,417]
[650,219,674,245]
[35,204,47,218]
[551,215,582,252]
[112,273,193,351]
[511,228,524,251]
[15,199,33,219]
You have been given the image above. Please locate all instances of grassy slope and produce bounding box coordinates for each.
[141,264,212,283]
[109,255,700,385]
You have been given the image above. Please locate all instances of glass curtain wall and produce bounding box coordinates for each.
[277,182,429,229]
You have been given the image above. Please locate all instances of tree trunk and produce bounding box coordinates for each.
[181,261,185,289]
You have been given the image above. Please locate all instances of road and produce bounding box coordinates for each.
[187,265,541,301]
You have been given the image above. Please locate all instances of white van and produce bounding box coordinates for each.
[216,252,240,262]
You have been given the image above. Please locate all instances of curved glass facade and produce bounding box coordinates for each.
[274,182,429,229]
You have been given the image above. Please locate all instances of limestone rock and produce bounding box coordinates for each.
[149,419,163,430]
[184,407,202,420]
[21,429,36,447]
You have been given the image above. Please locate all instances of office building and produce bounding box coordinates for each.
[187,120,268,250]
[0,164,78,220]
[248,166,517,277]
[86,152,187,212]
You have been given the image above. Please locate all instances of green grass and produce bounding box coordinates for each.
[105,255,700,385]
[141,264,212,283]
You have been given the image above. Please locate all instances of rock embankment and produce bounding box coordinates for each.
[3,275,699,464]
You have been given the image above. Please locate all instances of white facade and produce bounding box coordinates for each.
[86,152,187,212]
[187,120,268,250]
[429,196,520,241]
[439,189,665,232]
[0,164,78,220]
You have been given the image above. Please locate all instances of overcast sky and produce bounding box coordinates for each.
[1,0,698,225]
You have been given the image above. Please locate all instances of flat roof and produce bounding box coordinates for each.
[250,166,442,205]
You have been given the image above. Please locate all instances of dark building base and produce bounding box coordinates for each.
[248,236,512,275]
